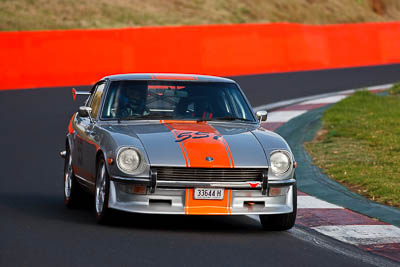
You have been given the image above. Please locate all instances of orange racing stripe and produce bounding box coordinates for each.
[162,121,190,167]
[161,120,235,215]
[163,121,234,168]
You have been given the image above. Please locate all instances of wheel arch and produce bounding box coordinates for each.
[66,134,73,151]
[96,149,106,166]
[95,149,111,174]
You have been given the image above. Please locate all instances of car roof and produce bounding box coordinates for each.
[101,73,235,83]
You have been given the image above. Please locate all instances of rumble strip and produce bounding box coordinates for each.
[260,85,400,262]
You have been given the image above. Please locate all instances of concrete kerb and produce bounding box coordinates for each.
[275,105,400,227]
[253,84,393,112]
[260,84,400,227]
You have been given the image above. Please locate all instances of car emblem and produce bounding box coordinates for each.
[205,157,214,162]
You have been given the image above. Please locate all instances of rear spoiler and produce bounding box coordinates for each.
[72,88,90,101]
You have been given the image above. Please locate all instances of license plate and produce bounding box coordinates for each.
[194,188,224,200]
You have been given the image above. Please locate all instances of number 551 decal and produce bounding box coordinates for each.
[175,131,221,142]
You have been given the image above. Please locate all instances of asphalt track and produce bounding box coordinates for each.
[232,63,400,106]
[1,65,400,266]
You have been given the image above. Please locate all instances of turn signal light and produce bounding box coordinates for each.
[132,185,147,195]
[268,186,289,197]
[119,184,147,195]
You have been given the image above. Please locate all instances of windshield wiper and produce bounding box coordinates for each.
[118,115,147,123]
[197,116,253,122]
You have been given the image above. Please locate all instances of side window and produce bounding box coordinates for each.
[90,83,105,119]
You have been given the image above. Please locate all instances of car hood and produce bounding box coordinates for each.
[102,121,289,168]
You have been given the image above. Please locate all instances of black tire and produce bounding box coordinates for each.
[259,183,297,231]
[64,147,85,208]
[95,156,112,224]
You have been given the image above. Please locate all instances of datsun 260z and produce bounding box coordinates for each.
[61,73,297,230]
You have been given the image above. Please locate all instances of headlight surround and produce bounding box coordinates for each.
[116,147,146,175]
[270,151,291,176]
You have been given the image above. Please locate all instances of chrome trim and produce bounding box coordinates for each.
[269,150,293,177]
[78,106,94,123]
[157,180,263,188]
[60,150,66,159]
[157,178,295,188]
[261,168,268,195]
[74,91,91,96]
[268,179,296,186]
[155,167,266,182]
[108,183,295,215]
[64,150,72,198]
[109,177,295,188]
[150,168,157,193]
[150,164,269,168]
[256,110,268,122]
[116,146,148,176]
[75,174,95,185]
[95,162,107,214]
[110,176,151,183]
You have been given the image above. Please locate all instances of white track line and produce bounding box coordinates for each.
[301,95,347,105]
[366,84,393,91]
[298,196,343,209]
[267,110,307,123]
[312,225,400,245]
[254,84,392,112]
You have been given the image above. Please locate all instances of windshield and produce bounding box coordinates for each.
[101,81,255,122]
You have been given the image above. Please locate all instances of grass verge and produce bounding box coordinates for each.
[1,0,400,31]
[305,88,400,208]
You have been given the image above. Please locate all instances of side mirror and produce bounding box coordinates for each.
[256,110,268,122]
[79,106,92,118]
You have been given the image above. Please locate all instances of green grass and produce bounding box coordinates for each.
[390,83,400,95]
[305,89,400,208]
[1,0,400,31]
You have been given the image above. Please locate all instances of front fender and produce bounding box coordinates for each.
[97,126,150,179]
[252,128,295,180]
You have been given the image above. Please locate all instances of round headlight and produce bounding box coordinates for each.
[270,151,291,175]
[117,148,141,174]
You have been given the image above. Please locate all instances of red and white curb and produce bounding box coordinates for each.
[258,84,400,262]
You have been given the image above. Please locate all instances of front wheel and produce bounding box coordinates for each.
[64,147,85,208]
[259,184,297,231]
[95,157,112,224]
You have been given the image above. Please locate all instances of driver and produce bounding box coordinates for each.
[118,82,147,117]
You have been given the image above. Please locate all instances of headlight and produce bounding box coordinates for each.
[116,147,143,175]
[270,151,291,175]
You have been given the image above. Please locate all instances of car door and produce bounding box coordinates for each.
[74,82,106,186]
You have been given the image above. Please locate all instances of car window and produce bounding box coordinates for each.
[101,81,255,122]
[86,83,99,107]
[90,83,105,119]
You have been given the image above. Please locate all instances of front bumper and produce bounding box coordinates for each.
[108,180,295,215]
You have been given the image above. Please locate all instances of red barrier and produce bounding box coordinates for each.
[1,22,400,90]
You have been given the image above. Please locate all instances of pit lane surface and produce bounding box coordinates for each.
[1,67,399,266]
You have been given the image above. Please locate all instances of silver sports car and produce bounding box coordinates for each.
[61,73,297,230]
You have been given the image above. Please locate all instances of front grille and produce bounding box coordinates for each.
[155,167,265,182]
